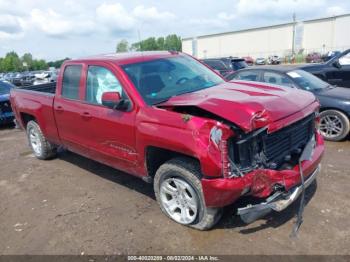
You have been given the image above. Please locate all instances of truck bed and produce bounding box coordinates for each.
[19,82,56,94]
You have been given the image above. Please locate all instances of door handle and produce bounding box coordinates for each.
[55,106,64,113]
[81,112,92,120]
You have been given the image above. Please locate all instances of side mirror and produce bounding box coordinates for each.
[332,60,342,69]
[102,92,130,111]
[102,92,121,109]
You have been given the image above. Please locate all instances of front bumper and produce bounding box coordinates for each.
[237,164,319,223]
[201,132,324,207]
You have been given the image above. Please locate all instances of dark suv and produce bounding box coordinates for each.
[300,49,350,88]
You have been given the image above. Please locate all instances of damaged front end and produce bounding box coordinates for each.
[201,112,324,227]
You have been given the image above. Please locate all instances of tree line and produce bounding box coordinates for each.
[0,52,70,73]
[116,34,182,53]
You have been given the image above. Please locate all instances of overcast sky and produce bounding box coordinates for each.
[0,0,349,60]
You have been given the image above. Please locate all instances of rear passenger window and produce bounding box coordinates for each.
[233,71,260,81]
[263,72,293,87]
[62,65,82,99]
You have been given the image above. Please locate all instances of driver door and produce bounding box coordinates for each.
[78,63,137,173]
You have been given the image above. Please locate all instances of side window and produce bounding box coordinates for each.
[339,52,350,66]
[62,65,82,99]
[86,66,124,105]
[263,72,293,87]
[233,71,260,81]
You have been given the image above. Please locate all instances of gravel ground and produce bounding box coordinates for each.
[0,126,349,255]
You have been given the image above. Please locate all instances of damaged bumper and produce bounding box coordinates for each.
[201,131,324,207]
[237,164,320,223]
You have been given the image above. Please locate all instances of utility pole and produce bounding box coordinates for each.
[292,12,296,55]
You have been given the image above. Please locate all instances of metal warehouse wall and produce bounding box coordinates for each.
[183,14,350,59]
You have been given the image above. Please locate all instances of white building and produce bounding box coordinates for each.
[182,14,350,59]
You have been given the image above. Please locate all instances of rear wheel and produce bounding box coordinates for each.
[319,110,350,141]
[27,120,57,159]
[154,158,222,230]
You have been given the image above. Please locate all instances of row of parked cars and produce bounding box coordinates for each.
[0,70,58,87]
[202,49,350,141]
[0,69,58,126]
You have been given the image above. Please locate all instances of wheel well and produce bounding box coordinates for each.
[320,107,350,118]
[145,146,200,178]
[20,113,36,128]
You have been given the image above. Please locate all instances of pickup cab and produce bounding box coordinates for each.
[10,51,324,230]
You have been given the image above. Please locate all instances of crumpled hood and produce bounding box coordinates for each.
[159,81,317,132]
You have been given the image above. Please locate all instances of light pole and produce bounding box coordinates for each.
[292,12,296,56]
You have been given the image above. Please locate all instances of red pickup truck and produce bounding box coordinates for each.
[10,51,324,230]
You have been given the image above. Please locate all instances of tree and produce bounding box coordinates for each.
[127,34,182,53]
[157,37,165,50]
[1,52,22,72]
[22,53,33,70]
[116,39,129,53]
[164,34,182,51]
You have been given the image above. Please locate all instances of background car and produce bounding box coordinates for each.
[243,56,254,66]
[255,57,266,65]
[267,55,281,64]
[306,52,322,63]
[201,59,234,78]
[0,80,15,125]
[322,50,341,62]
[227,66,350,141]
[300,49,350,88]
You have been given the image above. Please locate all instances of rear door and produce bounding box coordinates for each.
[77,63,137,172]
[54,63,91,155]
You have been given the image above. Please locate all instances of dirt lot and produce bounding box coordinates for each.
[0,126,349,255]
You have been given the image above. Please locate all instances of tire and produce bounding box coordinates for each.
[154,157,222,230]
[319,110,350,141]
[26,120,57,159]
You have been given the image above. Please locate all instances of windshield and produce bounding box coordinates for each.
[122,55,224,105]
[287,69,329,91]
[0,81,13,95]
[232,60,247,70]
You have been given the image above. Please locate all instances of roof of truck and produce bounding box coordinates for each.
[71,51,183,65]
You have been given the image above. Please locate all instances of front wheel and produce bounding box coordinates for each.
[27,120,57,159]
[154,158,222,230]
[319,110,350,141]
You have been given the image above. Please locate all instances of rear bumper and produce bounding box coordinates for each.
[201,132,324,207]
[237,164,319,223]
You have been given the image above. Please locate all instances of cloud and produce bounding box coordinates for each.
[326,6,346,16]
[0,14,23,34]
[132,5,176,21]
[235,0,327,18]
[96,3,136,33]
[29,8,95,37]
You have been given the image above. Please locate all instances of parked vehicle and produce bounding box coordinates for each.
[228,66,350,141]
[306,52,322,63]
[201,59,234,78]
[33,71,58,85]
[267,55,281,65]
[229,57,248,70]
[0,80,15,125]
[322,51,341,62]
[255,57,266,65]
[243,56,254,66]
[10,51,324,230]
[20,72,36,86]
[299,49,350,88]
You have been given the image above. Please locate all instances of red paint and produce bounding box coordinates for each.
[10,51,325,209]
